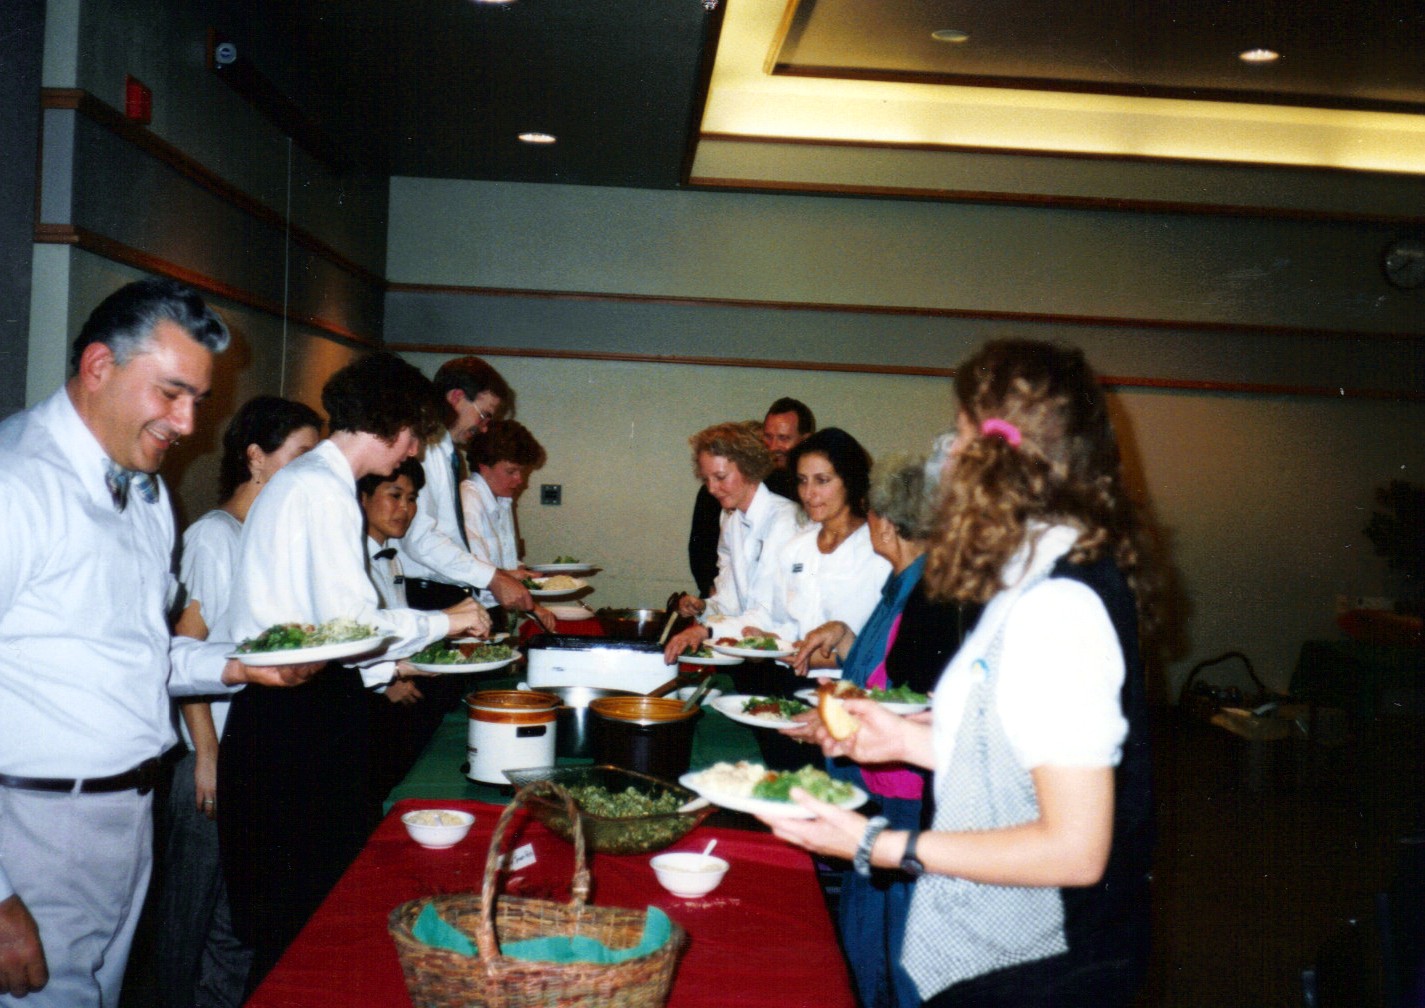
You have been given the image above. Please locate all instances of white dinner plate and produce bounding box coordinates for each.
[408,649,521,675]
[527,577,588,599]
[454,633,509,645]
[229,635,387,666]
[544,603,595,621]
[526,562,598,574]
[709,639,796,660]
[709,694,813,730]
[793,688,930,716]
[678,772,868,820]
[677,652,743,667]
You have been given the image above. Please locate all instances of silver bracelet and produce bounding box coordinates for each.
[854,815,890,878]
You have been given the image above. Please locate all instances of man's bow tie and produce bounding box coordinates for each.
[374,547,397,560]
[104,459,157,512]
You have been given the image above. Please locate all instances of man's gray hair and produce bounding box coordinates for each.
[69,278,229,375]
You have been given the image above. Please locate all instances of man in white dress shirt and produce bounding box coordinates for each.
[399,356,534,614]
[460,419,554,631]
[0,279,318,1007]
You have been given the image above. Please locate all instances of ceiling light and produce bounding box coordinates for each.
[932,28,969,43]
[518,132,557,144]
[1238,48,1280,64]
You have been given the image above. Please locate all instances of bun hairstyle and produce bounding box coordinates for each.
[690,421,774,484]
[926,339,1154,625]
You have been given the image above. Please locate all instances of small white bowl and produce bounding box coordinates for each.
[649,851,729,898]
[401,808,475,849]
[672,686,723,706]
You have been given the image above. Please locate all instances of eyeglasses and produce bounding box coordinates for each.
[476,405,495,424]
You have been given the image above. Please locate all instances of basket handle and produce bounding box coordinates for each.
[1179,650,1267,703]
[476,779,591,962]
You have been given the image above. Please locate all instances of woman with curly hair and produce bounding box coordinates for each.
[763,339,1157,1008]
[663,420,801,664]
[213,353,490,992]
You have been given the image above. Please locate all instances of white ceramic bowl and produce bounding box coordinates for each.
[672,686,723,706]
[649,851,729,898]
[401,808,475,849]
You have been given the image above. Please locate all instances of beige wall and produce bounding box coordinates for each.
[389,179,1425,699]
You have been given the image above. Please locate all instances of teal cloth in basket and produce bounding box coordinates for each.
[412,903,672,964]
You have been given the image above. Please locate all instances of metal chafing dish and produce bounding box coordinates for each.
[523,633,675,696]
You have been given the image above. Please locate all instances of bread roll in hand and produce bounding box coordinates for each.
[817,680,861,741]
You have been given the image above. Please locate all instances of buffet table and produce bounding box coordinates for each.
[245,798,858,1008]
[385,671,761,810]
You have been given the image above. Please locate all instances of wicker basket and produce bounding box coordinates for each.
[389,781,685,1008]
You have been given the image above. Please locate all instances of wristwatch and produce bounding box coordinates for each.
[899,829,925,877]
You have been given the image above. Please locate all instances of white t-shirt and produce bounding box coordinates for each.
[929,524,1128,776]
[176,508,244,739]
[703,483,801,640]
[459,472,518,607]
[751,521,889,641]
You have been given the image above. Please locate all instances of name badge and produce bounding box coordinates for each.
[791,563,804,574]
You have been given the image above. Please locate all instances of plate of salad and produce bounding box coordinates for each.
[676,644,743,667]
[408,641,520,674]
[710,694,811,730]
[522,575,588,598]
[795,682,931,716]
[230,619,386,666]
[680,762,867,819]
[709,634,796,660]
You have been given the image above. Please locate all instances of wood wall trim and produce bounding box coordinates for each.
[35,224,380,350]
[692,133,1425,226]
[385,341,1425,402]
[42,89,386,290]
[386,281,1421,343]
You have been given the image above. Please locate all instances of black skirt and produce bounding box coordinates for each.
[217,662,376,988]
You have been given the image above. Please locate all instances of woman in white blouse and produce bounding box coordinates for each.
[663,421,800,664]
[460,419,554,631]
[750,427,889,672]
[160,396,320,1008]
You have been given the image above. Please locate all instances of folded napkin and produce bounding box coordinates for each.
[412,903,672,964]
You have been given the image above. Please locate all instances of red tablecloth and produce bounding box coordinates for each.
[247,798,856,1008]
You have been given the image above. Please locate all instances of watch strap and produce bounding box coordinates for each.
[899,828,925,877]
[854,815,890,878]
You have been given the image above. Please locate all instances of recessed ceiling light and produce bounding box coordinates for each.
[1239,48,1280,63]
[932,28,970,43]
[518,132,557,145]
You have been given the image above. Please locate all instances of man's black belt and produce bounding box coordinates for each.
[0,756,163,795]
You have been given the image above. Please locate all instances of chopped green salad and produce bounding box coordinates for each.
[236,618,376,653]
[866,684,929,704]
[410,642,513,665]
[551,555,581,564]
[751,765,856,804]
[681,644,716,658]
[735,635,781,651]
[565,784,682,819]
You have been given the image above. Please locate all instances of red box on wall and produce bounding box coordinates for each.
[125,75,152,124]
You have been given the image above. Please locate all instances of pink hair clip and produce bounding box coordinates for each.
[980,418,1022,447]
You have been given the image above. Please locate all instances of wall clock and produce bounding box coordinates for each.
[1382,237,1425,290]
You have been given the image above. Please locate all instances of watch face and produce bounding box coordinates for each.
[1383,238,1425,289]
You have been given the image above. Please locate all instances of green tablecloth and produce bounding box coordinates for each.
[384,673,760,810]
